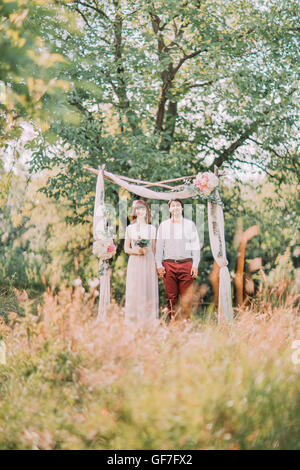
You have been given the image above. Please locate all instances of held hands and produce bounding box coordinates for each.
[191,267,198,278]
[157,267,166,278]
[157,267,197,279]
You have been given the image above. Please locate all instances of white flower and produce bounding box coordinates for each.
[88,278,100,288]
[93,239,114,260]
[74,277,82,287]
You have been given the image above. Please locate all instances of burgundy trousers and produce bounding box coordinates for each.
[162,260,194,319]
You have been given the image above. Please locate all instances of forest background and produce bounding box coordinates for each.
[1,0,300,451]
[0,0,299,316]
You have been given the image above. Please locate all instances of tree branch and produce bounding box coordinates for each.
[75,5,92,28]
[212,120,263,168]
[184,80,213,89]
[232,158,276,178]
[72,0,110,20]
[248,137,300,173]
[212,86,298,168]
[173,47,205,75]
[248,137,284,159]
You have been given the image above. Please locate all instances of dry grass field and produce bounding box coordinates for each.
[0,283,299,450]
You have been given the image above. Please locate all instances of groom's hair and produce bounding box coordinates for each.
[168,199,183,209]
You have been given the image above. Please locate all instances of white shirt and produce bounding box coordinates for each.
[155,217,201,268]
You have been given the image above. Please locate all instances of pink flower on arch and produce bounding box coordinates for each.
[193,172,219,195]
[107,242,116,253]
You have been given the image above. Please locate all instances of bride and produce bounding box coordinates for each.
[124,200,159,323]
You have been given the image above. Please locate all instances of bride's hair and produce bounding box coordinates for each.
[130,200,151,223]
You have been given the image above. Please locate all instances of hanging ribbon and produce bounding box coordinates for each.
[207,200,234,323]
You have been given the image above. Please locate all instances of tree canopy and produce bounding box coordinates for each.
[0,0,78,146]
[1,0,299,221]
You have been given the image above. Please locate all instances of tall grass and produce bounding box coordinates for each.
[0,283,24,324]
[0,284,299,450]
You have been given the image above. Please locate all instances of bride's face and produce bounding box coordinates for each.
[135,205,147,221]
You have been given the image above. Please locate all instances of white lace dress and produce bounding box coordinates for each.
[124,223,159,324]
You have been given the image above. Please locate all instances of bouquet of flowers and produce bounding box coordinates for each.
[134,237,151,248]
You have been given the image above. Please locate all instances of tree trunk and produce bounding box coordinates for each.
[159,100,178,151]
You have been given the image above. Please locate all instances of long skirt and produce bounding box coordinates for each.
[125,250,159,324]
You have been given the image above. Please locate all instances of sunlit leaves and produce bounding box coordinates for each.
[0,0,79,145]
[0,0,296,223]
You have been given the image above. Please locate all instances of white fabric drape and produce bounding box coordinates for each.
[98,263,111,320]
[208,201,234,323]
[93,169,234,323]
[93,168,112,319]
[104,170,194,200]
[93,168,105,240]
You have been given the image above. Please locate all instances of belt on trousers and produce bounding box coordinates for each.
[163,258,192,264]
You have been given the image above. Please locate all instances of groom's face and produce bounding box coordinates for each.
[169,201,183,217]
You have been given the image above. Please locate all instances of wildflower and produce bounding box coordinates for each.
[88,278,100,289]
[0,341,6,365]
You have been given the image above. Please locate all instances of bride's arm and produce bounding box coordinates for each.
[124,226,142,255]
[151,226,156,254]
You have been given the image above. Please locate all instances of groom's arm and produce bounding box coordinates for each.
[190,222,201,269]
[155,223,164,269]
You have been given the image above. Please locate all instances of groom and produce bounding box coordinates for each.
[155,199,201,320]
